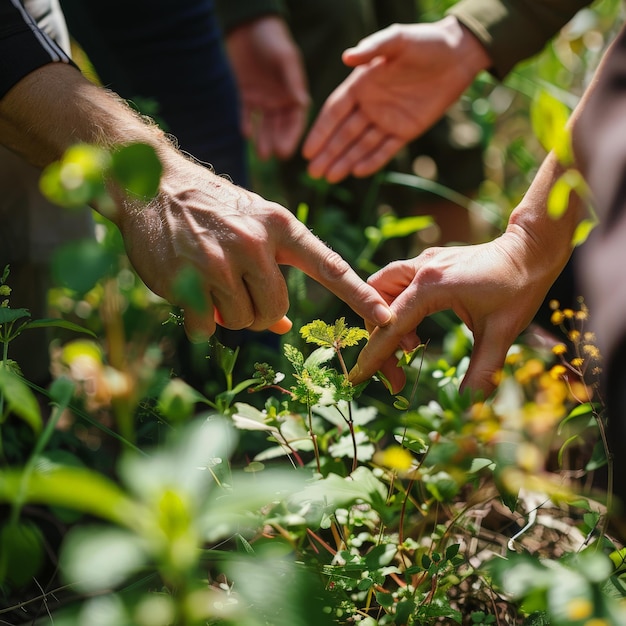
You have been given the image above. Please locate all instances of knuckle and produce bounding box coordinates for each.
[317,248,352,282]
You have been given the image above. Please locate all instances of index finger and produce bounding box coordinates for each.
[277,220,392,328]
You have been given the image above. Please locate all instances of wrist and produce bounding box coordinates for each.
[440,15,491,79]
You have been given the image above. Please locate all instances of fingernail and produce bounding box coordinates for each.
[373,304,392,326]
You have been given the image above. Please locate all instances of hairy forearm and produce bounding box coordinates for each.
[0,64,165,163]
[0,63,204,226]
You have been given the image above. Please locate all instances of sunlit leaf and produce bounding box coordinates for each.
[531,90,573,164]
[110,143,162,199]
[51,238,116,294]
[0,466,143,528]
[379,214,434,239]
[547,170,583,219]
[572,218,598,246]
[0,367,42,433]
[60,526,148,591]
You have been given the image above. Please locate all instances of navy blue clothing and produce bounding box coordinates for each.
[59,0,248,186]
[0,0,73,98]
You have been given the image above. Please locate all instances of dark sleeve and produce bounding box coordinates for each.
[447,0,592,79]
[215,0,287,33]
[0,0,75,99]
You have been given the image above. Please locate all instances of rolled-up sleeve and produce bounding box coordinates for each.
[0,0,74,99]
[448,0,591,79]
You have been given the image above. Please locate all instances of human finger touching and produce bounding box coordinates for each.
[274,216,392,330]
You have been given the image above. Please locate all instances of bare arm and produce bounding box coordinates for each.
[0,63,392,338]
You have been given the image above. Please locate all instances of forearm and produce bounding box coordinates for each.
[0,64,168,165]
[0,63,198,226]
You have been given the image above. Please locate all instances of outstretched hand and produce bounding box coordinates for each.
[303,16,491,182]
[117,156,392,341]
[226,16,310,160]
[349,232,555,398]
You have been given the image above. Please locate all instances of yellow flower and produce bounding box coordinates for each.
[549,364,567,379]
[569,329,581,342]
[552,343,567,356]
[566,598,593,620]
[563,308,575,319]
[551,310,565,325]
[549,299,560,310]
[571,357,584,368]
[583,344,601,359]
[375,446,414,472]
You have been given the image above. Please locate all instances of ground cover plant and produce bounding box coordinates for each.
[2,1,626,624]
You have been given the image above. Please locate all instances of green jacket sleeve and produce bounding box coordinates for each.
[448,0,592,79]
[215,0,288,33]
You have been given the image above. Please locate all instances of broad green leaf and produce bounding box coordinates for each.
[60,526,148,591]
[0,307,30,325]
[0,467,143,528]
[110,143,162,199]
[585,440,608,471]
[0,367,42,433]
[300,318,368,349]
[558,401,599,434]
[0,520,45,588]
[290,466,388,521]
[51,239,116,294]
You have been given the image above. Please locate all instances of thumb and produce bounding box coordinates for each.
[342,27,401,67]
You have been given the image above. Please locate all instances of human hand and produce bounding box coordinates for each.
[303,16,491,182]
[116,157,392,341]
[226,16,310,160]
[349,231,555,398]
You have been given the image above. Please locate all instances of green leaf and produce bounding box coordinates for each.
[379,214,434,239]
[22,317,96,337]
[110,143,162,199]
[0,307,30,325]
[530,90,573,164]
[0,466,143,528]
[0,367,42,433]
[52,239,116,294]
[375,590,394,608]
[60,526,148,592]
[300,318,368,349]
[393,395,410,410]
[558,402,599,434]
[572,218,598,246]
[0,520,45,588]
[547,170,584,219]
[585,439,608,471]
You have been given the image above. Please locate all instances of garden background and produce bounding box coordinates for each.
[1,1,626,624]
